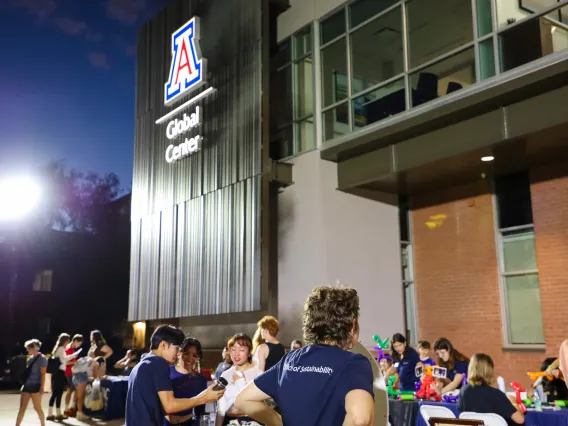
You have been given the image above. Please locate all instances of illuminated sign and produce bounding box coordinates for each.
[164,16,206,106]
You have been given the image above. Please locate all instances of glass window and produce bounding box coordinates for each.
[321,9,346,44]
[407,0,474,68]
[410,48,475,107]
[476,0,493,37]
[272,67,293,128]
[520,0,567,24]
[502,229,537,272]
[323,104,349,141]
[296,117,315,153]
[350,0,399,28]
[504,273,544,344]
[499,7,568,73]
[399,196,410,242]
[350,7,403,95]
[293,57,314,119]
[495,171,533,228]
[294,26,312,59]
[479,38,496,80]
[321,38,348,107]
[352,79,405,128]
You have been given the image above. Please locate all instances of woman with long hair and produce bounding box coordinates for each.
[235,286,374,426]
[16,339,48,426]
[47,333,80,420]
[433,337,469,394]
[384,333,421,391]
[165,337,208,426]
[458,353,524,424]
[216,334,263,426]
[88,330,113,359]
[252,316,285,372]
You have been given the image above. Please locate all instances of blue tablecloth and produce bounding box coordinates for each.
[415,401,568,426]
[84,376,129,420]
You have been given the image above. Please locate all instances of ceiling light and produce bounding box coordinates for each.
[481,156,494,162]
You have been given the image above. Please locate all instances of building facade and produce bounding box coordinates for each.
[131,0,568,385]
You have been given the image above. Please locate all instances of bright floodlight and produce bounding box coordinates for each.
[0,177,42,221]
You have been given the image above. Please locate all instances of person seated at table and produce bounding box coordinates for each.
[536,357,568,402]
[385,333,421,391]
[214,348,231,381]
[290,340,303,351]
[417,341,436,366]
[115,349,139,376]
[458,353,524,426]
[433,337,469,395]
[379,355,393,376]
[166,337,208,426]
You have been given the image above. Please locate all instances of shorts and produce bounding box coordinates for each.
[66,375,75,389]
[72,372,88,387]
[21,383,41,394]
[223,416,264,426]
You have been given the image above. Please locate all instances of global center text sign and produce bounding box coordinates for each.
[158,16,215,163]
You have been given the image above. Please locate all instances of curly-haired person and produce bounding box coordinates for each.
[235,286,374,426]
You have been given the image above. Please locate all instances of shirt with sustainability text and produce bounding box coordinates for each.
[447,359,469,383]
[126,354,172,426]
[254,345,374,426]
[395,349,420,391]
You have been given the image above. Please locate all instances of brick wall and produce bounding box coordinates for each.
[531,163,568,358]
[411,180,545,388]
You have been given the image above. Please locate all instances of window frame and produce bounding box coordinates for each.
[399,197,417,346]
[492,196,545,349]
[273,24,317,160]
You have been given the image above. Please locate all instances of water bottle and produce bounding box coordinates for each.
[199,414,210,426]
[533,388,542,412]
[537,384,547,404]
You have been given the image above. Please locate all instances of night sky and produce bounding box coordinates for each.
[0,0,167,189]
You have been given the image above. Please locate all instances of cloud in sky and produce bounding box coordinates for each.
[10,0,56,21]
[87,52,110,70]
[115,35,136,56]
[52,16,87,36]
[105,0,146,24]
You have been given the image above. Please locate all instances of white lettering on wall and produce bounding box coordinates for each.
[165,107,201,140]
[165,136,202,163]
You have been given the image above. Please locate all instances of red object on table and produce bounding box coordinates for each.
[201,368,213,381]
[416,375,441,401]
[511,382,527,414]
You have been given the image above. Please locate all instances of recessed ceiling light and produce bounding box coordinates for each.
[481,156,494,162]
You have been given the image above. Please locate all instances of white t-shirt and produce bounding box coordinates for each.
[55,347,67,372]
[218,365,261,416]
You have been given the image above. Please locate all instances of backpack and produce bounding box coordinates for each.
[47,356,61,375]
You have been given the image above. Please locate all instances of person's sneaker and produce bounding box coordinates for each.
[76,411,90,421]
[55,414,68,420]
[46,415,55,421]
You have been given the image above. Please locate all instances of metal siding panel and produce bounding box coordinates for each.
[130,0,263,321]
[128,219,142,321]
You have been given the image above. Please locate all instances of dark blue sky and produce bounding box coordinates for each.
[0,0,167,189]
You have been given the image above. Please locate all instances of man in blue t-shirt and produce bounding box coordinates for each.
[235,286,375,426]
[125,325,225,426]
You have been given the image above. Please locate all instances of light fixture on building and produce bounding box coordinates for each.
[481,156,494,162]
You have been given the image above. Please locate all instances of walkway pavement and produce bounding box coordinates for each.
[0,391,124,425]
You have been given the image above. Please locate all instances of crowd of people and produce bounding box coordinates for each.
[15,329,135,426]
[16,285,568,426]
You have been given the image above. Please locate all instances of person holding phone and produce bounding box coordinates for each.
[125,325,225,426]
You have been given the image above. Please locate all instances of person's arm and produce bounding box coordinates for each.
[101,345,113,359]
[40,366,47,393]
[257,344,268,372]
[159,384,225,415]
[384,365,396,380]
[501,390,524,424]
[63,349,81,362]
[343,389,374,426]
[441,373,463,394]
[234,382,283,426]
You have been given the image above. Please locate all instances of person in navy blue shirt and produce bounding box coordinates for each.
[165,337,208,426]
[433,337,469,395]
[418,341,436,366]
[125,325,225,426]
[386,333,421,391]
[234,286,375,426]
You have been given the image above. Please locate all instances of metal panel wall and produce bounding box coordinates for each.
[129,0,263,321]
